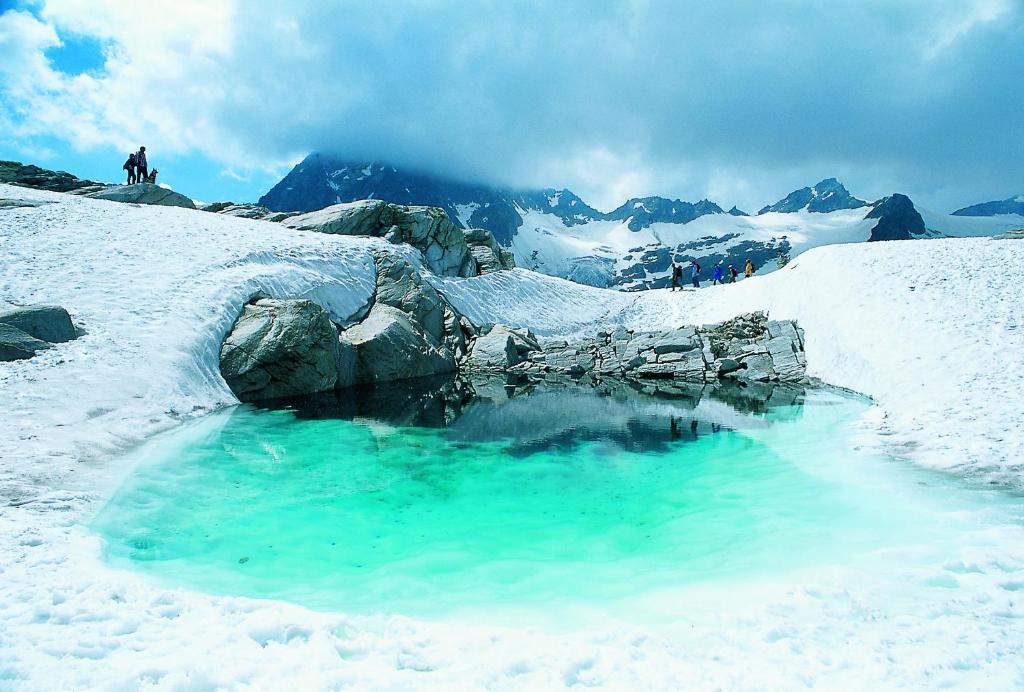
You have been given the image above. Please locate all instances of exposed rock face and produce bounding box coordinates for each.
[373,252,447,342]
[281,200,476,277]
[463,324,540,371]
[0,160,100,193]
[462,228,515,273]
[202,202,298,222]
[0,305,77,343]
[342,304,456,384]
[0,323,52,362]
[219,298,343,402]
[85,183,196,209]
[467,312,807,385]
[606,197,725,231]
[865,194,926,241]
[993,229,1024,240]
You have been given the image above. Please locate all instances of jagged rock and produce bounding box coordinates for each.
[0,305,77,343]
[993,229,1024,240]
[865,194,926,241]
[281,200,476,277]
[373,252,446,342]
[342,303,456,384]
[85,183,196,209]
[462,228,515,273]
[220,298,343,402]
[464,324,539,371]
[0,323,51,362]
[0,160,100,193]
[203,202,298,222]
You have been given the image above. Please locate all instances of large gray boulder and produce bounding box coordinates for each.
[220,298,343,402]
[0,160,99,192]
[0,323,51,362]
[372,252,446,342]
[281,200,476,277]
[464,324,541,371]
[85,183,196,210]
[462,228,515,274]
[342,303,456,384]
[0,305,77,343]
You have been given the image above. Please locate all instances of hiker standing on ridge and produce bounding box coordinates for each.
[712,262,724,286]
[670,260,682,291]
[689,259,701,288]
[122,152,137,185]
[744,258,755,278]
[135,146,148,183]
[728,264,739,283]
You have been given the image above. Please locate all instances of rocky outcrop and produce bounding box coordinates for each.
[0,323,52,362]
[466,312,807,385]
[281,200,476,277]
[342,304,456,384]
[0,305,77,343]
[865,194,926,241]
[462,228,515,273]
[85,183,196,210]
[202,202,298,222]
[0,305,78,362]
[0,161,100,193]
[219,298,345,402]
[993,229,1024,240]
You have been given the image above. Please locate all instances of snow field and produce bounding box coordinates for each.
[2,184,1024,689]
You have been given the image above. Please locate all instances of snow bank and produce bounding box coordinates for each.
[2,185,1024,689]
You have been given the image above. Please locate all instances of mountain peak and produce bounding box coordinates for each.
[758,178,868,215]
[951,195,1024,217]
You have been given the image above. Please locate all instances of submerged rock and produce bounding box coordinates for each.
[85,183,197,209]
[220,298,343,402]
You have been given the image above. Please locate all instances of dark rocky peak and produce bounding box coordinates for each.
[758,178,868,214]
[865,193,926,241]
[607,196,725,231]
[727,206,749,216]
[513,188,604,226]
[951,195,1024,217]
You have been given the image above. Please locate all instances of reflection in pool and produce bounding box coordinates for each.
[92,376,1012,623]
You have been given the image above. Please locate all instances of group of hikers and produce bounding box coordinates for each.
[121,146,155,185]
[669,257,754,291]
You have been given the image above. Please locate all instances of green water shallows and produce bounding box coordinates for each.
[92,383,993,621]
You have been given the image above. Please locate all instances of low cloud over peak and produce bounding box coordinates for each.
[1,0,1021,212]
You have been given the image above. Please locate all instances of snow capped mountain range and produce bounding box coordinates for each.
[260,154,1024,290]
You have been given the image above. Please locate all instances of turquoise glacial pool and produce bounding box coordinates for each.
[92,378,1016,623]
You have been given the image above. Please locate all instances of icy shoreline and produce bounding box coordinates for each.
[2,185,1024,688]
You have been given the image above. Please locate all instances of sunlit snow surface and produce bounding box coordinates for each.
[2,184,1024,689]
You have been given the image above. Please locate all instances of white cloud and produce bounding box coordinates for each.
[1,0,1022,211]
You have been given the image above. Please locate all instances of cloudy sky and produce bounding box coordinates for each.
[1,0,1021,212]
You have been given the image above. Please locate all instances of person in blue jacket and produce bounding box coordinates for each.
[712,262,724,285]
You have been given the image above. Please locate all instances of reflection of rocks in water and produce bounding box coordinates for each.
[256,372,808,456]
[253,374,475,427]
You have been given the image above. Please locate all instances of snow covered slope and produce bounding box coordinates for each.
[3,185,1024,689]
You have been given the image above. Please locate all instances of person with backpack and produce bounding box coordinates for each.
[744,258,755,278]
[135,146,148,183]
[670,260,683,292]
[728,264,739,283]
[712,262,724,285]
[689,259,701,288]
[122,153,137,184]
